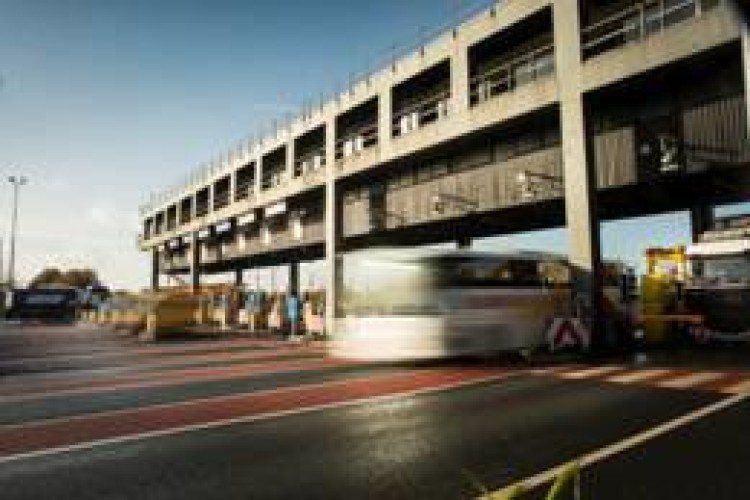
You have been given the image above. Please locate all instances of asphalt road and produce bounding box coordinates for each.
[1,322,749,500]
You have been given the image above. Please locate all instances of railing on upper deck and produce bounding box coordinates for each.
[391,89,451,138]
[581,0,719,59]
[294,148,327,178]
[335,124,379,163]
[469,43,555,106]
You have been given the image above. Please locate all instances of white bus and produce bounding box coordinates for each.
[332,249,573,361]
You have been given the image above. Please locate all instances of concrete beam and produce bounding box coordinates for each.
[554,0,604,344]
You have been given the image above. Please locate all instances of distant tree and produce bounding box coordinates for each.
[29,267,64,288]
[61,269,99,289]
[29,267,100,289]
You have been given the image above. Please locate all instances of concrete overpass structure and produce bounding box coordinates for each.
[139,0,750,336]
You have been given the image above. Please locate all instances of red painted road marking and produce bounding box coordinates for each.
[0,367,511,460]
[0,357,357,403]
[0,347,325,397]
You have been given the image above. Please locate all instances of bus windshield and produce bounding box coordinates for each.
[343,258,440,316]
[342,253,569,317]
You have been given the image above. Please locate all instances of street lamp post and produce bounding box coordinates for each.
[7,175,28,289]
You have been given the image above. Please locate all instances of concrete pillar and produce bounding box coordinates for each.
[286,139,296,180]
[190,232,201,294]
[151,248,160,292]
[325,117,341,335]
[255,156,263,193]
[378,89,393,158]
[289,261,300,297]
[230,169,238,204]
[553,0,604,343]
[450,31,470,121]
[456,236,472,249]
[742,18,750,138]
[690,205,714,242]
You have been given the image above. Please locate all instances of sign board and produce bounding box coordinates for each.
[264,201,287,218]
[215,220,232,234]
[546,318,590,351]
[237,211,256,226]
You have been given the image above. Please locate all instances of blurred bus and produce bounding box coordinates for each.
[332,249,572,361]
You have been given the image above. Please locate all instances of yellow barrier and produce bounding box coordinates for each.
[545,462,580,500]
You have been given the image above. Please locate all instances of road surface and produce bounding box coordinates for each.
[1,322,749,499]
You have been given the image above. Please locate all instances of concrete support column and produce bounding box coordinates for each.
[151,248,160,292]
[378,89,393,158]
[742,18,750,138]
[286,139,296,180]
[229,170,238,204]
[690,205,714,242]
[289,261,300,297]
[553,0,604,343]
[450,32,470,121]
[324,116,341,335]
[456,236,472,249]
[255,155,263,194]
[190,232,201,294]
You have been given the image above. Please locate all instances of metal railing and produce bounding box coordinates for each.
[261,169,288,191]
[469,43,555,106]
[234,178,255,202]
[294,148,327,177]
[581,0,715,59]
[392,89,451,138]
[335,123,379,161]
[213,189,230,211]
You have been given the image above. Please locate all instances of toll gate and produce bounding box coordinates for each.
[138,0,750,337]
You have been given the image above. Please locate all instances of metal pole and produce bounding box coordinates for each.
[8,176,27,289]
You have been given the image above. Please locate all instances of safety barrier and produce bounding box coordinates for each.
[484,462,581,500]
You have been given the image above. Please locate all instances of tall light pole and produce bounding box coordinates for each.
[7,175,28,289]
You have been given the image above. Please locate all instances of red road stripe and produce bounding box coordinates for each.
[0,367,509,458]
[0,347,325,396]
[0,357,356,403]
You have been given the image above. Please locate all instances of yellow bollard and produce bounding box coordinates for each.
[545,462,581,500]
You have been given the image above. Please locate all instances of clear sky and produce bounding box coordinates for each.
[0,0,745,291]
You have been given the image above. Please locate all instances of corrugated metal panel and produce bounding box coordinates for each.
[682,94,749,165]
[594,127,637,188]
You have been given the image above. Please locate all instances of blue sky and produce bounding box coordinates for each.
[0,0,744,290]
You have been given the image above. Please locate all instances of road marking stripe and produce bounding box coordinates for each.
[605,368,671,384]
[559,366,623,379]
[0,370,511,464]
[658,372,723,389]
[481,392,750,499]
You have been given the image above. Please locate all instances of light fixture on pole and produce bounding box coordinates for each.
[8,175,28,289]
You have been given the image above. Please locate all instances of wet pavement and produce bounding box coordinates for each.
[0,322,748,499]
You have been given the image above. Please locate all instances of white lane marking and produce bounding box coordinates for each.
[0,372,511,464]
[658,372,723,389]
[560,366,623,379]
[606,368,671,384]
[723,379,750,394]
[481,392,750,499]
